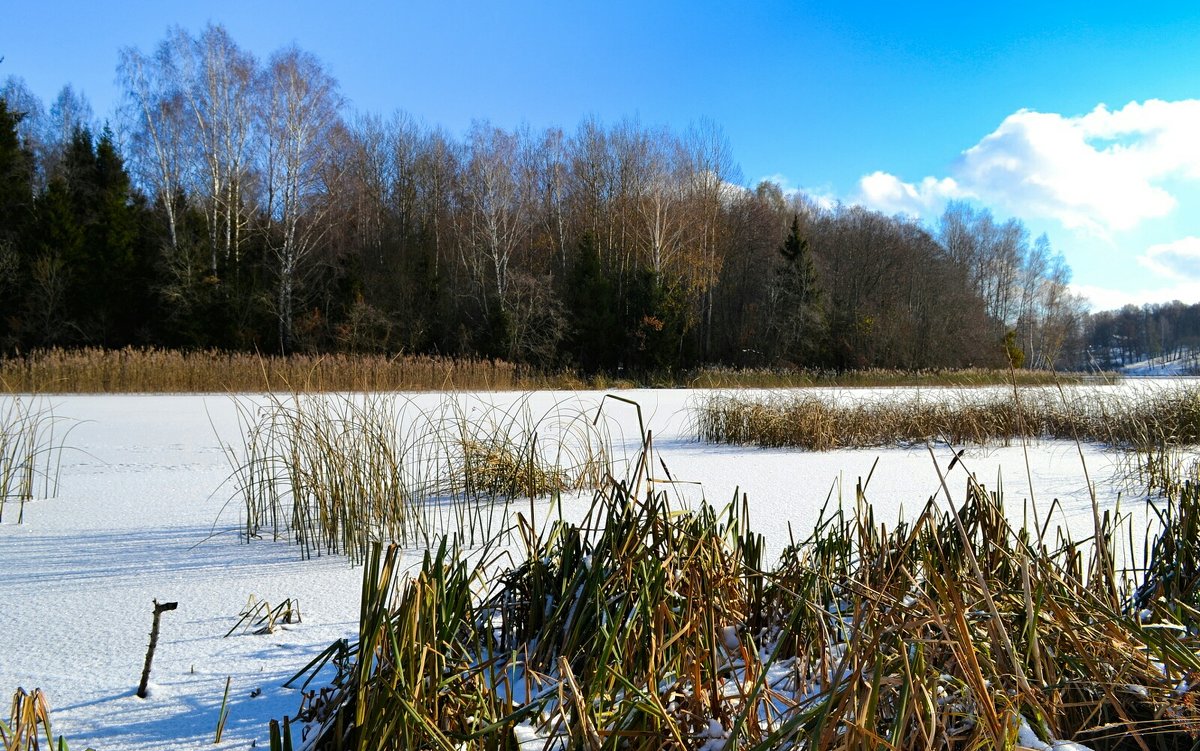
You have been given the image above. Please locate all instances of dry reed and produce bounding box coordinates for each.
[277,422,1200,750]
[0,393,69,524]
[0,688,83,751]
[0,348,1107,393]
[0,348,544,393]
[220,392,611,562]
[694,385,1200,452]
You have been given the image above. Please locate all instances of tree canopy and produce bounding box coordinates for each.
[0,26,1097,373]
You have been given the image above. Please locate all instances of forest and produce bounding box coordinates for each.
[0,25,1119,374]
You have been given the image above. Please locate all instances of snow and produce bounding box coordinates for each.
[0,384,1187,749]
[1121,352,1200,376]
[1016,716,1095,750]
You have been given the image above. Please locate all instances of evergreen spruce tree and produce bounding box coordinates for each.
[771,215,825,365]
[92,128,156,343]
[24,126,157,346]
[625,268,689,375]
[565,232,622,374]
[0,99,36,349]
[0,99,33,241]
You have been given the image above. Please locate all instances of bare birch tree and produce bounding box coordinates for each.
[461,121,529,307]
[118,46,186,252]
[261,46,344,352]
[173,25,258,271]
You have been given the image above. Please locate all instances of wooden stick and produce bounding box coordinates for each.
[137,599,178,699]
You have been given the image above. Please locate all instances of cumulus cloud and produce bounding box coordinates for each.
[1072,281,1200,312]
[858,99,1200,233]
[858,172,963,217]
[1137,237,1200,280]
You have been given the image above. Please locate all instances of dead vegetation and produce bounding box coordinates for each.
[279,421,1200,750]
[694,385,1200,452]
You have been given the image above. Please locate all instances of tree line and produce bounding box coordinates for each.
[1084,301,1200,369]
[1,24,1090,373]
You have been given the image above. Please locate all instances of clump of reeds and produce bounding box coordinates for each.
[694,384,1200,452]
[220,393,610,562]
[458,439,568,498]
[1134,465,1200,621]
[225,595,302,637]
[276,429,1200,750]
[0,393,68,524]
[0,688,80,751]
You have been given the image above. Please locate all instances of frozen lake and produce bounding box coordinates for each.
[0,384,1181,749]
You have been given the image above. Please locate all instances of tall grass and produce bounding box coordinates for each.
[0,348,549,393]
[0,393,69,524]
[279,428,1200,750]
[220,393,611,562]
[694,384,1200,452]
[687,366,1111,389]
[0,347,1112,394]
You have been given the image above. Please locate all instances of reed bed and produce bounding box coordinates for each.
[277,432,1200,750]
[0,394,68,524]
[694,385,1200,452]
[221,393,611,562]
[0,348,1111,394]
[687,366,1108,390]
[0,348,546,393]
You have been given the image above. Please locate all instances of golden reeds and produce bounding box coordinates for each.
[220,392,612,562]
[0,347,538,393]
[279,427,1200,750]
[0,394,68,524]
[0,688,77,751]
[694,385,1200,452]
[0,347,1107,393]
[687,366,1109,389]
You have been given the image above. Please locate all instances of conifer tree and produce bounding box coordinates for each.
[770,215,825,364]
[0,99,35,349]
[565,232,622,373]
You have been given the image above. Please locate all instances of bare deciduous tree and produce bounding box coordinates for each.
[460,121,530,307]
[118,46,186,252]
[261,46,345,352]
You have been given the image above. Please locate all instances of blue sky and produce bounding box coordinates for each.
[4,1,1200,311]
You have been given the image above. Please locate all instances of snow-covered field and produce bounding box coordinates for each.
[0,385,1185,749]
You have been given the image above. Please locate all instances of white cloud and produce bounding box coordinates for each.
[1072,280,1200,312]
[1137,237,1200,281]
[858,172,963,217]
[858,99,1200,233]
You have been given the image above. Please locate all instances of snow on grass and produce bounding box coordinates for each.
[0,385,1190,749]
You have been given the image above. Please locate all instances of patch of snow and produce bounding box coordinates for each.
[1017,714,1098,750]
[720,625,740,652]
